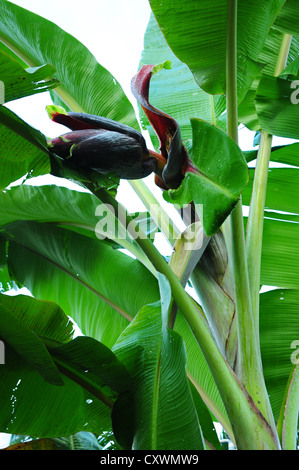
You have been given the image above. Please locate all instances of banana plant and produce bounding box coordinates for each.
[0,0,298,451]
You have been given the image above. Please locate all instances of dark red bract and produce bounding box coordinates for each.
[47,111,157,179]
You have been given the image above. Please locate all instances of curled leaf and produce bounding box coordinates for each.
[131,63,188,189]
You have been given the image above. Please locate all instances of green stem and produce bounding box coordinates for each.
[128,179,180,247]
[274,34,293,78]
[96,187,280,449]
[246,34,292,332]
[210,95,216,126]
[246,130,272,331]
[226,0,277,433]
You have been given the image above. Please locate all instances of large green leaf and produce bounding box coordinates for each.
[2,219,231,439]
[0,184,154,272]
[0,49,59,103]
[238,32,299,132]
[149,0,285,100]
[0,295,112,437]
[112,276,205,450]
[274,0,299,35]
[246,212,299,289]
[0,292,133,440]
[47,336,132,410]
[164,119,249,236]
[0,294,66,385]
[3,221,160,347]
[0,0,138,128]
[255,74,299,139]
[243,167,299,215]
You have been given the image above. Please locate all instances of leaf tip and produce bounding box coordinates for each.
[46,105,68,122]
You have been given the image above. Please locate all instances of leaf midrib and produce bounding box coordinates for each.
[187,162,239,200]
[12,241,133,322]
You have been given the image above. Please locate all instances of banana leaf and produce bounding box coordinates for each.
[0,49,59,104]
[0,294,116,437]
[0,0,138,129]
[2,221,160,346]
[149,0,285,101]
[112,275,205,450]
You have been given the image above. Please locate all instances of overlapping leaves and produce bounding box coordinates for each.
[0,293,132,438]
[0,0,298,450]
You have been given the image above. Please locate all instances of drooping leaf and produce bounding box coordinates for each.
[112,276,205,450]
[2,221,160,346]
[0,184,154,272]
[255,74,299,139]
[0,107,50,189]
[163,119,249,236]
[0,49,59,103]
[0,0,138,129]
[0,294,65,385]
[0,295,114,438]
